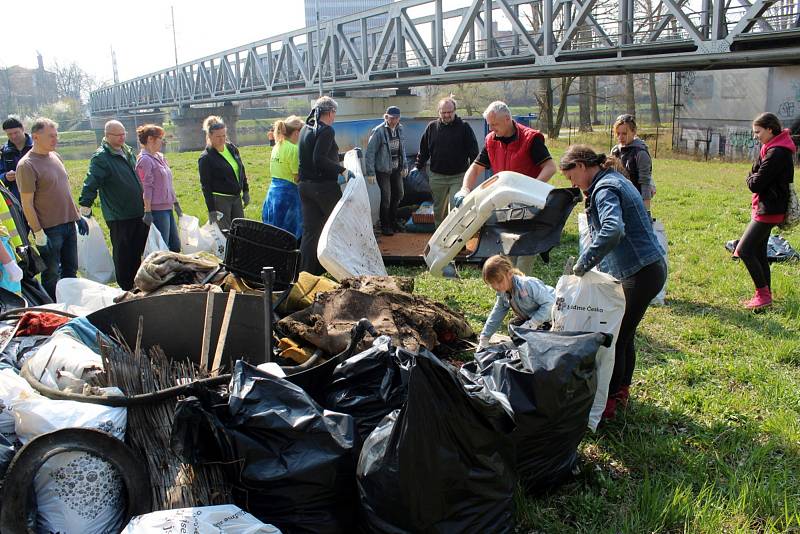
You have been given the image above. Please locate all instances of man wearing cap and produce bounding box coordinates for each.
[365,106,407,235]
[413,97,479,227]
[1,117,33,203]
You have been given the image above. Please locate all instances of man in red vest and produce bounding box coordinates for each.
[455,101,555,207]
[454,101,556,272]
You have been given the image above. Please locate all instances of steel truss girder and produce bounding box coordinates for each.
[90,0,800,114]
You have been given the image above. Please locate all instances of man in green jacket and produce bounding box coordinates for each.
[79,120,149,290]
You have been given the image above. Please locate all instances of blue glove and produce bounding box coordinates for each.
[242,191,251,207]
[76,217,89,236]
[338,170,356,185]
[453,187,470,209]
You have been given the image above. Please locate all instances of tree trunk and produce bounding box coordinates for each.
[590,76,599,125]
[539,78,554,137]
[552,77,577,138]
[625,73,636,117]
[579,76,592,132]
[649,72,661,124]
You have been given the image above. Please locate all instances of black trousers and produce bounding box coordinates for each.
[736,219,775,289]
[608,258,667,395]
[107,217,149,291]
[376,168,404,228]
[298,181,342,276]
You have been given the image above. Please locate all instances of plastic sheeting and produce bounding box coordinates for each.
[317,150,387,281]
[122,505,282,534]
[357,351,516,533]
[56,277,124,315]
[77,216,115,284]
[171,361,358,534]
[462,328,605,494]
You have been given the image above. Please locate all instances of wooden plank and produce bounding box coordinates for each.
[211,290,237,376]
[199,292,215,371]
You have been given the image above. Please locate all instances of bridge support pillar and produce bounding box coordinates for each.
[89,110,165,148]
[171,103,240,152]
[332,94,422,121]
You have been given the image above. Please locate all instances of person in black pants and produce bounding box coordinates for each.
[735,112,795,310]
[365,106,406,235]
[297,96,354,275]
[562,144,667,420]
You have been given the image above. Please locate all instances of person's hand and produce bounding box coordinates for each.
[34,230,48,248]
[208,211,223,223]
[409,166,418,176]
[477,335,490,351]
[76,217,89,236]
[174,202,183,218]
[572,262,587,277]
[242,191,251,207]
[338,170,356,185]
[642,183,656,199]
[4,170,15,182]
[79,206,92,218]
[367,175,376,184]
[2,261,22,283]
[142,211,153,226]
[453,187,470,209]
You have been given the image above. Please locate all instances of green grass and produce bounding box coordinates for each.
[60,144,800,532]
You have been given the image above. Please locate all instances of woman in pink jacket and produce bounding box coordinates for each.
[135,124,182,252]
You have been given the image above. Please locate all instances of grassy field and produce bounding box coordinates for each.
[61,142,800,532]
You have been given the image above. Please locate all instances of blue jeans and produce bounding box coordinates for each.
[39,222,78,300]
[152,209,181,252]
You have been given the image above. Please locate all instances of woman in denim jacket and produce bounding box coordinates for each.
[561,145,666,420]
[478,255,556,350]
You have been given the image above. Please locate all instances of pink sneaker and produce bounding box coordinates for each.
[613,385,630,409]
[602,397,617,420]
[744,287,772,310]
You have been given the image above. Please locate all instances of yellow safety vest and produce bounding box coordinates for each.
[0,195,22,249]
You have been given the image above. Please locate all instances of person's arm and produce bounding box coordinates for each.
[525,278,556,324]
[530,136,555,182]
[21,192,42,233]
[289,143,300,182]
[537,159,556,182]
[313,127,346,177]
[0,153,7,183]
[78,155,105,210]
[136,158,154,212]
[465,124,479,163]
[635,148,654,208]
[575,187,625,273]
[462,161,486,192]
[746,148,782,194]
[198,154,216,212]
[364,130,380,176]
[415,124,431,169]
[481,293,510,340]
[233,145,248,193]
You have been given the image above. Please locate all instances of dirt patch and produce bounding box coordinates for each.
[278,276,473,355]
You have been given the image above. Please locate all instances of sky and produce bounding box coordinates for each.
[2,1,306,83]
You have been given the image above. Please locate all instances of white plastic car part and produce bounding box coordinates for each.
[424,171,554,276]
[317,151,388,281]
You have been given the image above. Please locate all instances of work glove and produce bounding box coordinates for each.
[76,217,89,236]
[367,175,376,185]
[242,191,251,207]
[572,262,587,277]
[142,211,153,226]
[452,187,470,209]
[208,211,223,223]
[338,170,356,185]
[174,202,183,218]
[2,261,23,283]
[477,335,490,351]
[34,229,48,248]
[79,206,92,218]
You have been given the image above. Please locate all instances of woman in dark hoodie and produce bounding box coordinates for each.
[611,114,655,214]
[736,112,796,310]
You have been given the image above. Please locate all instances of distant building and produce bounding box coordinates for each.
[0,54,58,119]
[674,66,800,160]
[304,0,390,30]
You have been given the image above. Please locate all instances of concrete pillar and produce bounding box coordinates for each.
[89,110,165,148]
[171,103,241,152]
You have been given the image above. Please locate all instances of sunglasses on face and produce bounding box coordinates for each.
[208,123,226,132]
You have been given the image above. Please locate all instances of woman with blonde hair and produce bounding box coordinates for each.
[610,114,655,213]
[478,254,556,350]
[561,144,666,420]
[262,115,305,238]
[197,115,249,231]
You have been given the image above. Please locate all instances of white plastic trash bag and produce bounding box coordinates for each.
[143,223,169,257]
[318,150,387,281]
[0,368,38,440]
[551,270,625,432]
[25,332,104,391]
[651,219,668,305]
[343,149,380,225]
[122,505,282,534]
[200,220,226,259]
[13,392,127,534]
[179,214,226,259]
[56,277,124,315]
[77,216,115,284]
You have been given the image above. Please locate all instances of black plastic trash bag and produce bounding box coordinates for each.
[357,350,516,533]
[322,336,411,446]
[462,328,608,494]
[171,361,358,534]
[0,433,14,485]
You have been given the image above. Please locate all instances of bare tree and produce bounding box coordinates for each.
[536,77,577,138]
[625,74,636,117]
[648,73,661,124]
[51,61,97,102]
[579,77,593,132]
